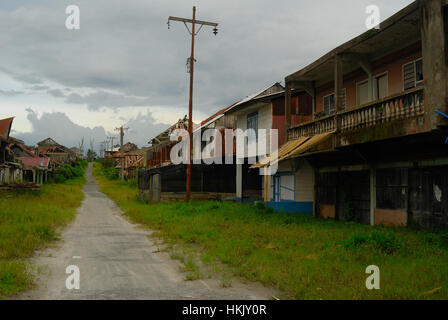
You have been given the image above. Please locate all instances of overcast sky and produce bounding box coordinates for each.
[0,0,413,151]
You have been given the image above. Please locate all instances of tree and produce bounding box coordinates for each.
[86,149,97,162]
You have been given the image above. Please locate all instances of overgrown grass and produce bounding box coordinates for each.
[0,173,86,298]
[93,162,448,300]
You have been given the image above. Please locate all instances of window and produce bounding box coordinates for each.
[403,58,423,90]
[376,168,407,210]
[323,94,334,115]
[246,111,258,139]
[323,89,346,115]
[357,80,369,105]
[375,73,388,100]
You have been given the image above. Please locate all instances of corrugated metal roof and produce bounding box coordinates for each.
[21,157,50,168]
[251,137,309,169]
[283,131,334,161]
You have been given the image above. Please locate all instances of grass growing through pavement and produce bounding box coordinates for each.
[0,175,86,297]
[93,162,448,300]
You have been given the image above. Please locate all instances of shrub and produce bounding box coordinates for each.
[342,230,403,254]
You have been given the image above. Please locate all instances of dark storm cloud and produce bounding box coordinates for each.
[14,108,108,149]
[0,0,414,114]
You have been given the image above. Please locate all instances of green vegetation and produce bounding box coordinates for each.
[93,162,448,299]
[0,166,86,298]
[52,160,88,183]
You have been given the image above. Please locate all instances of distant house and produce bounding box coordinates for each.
[0,117,18,183]
[21,157,50,184]
[37,137,74,164]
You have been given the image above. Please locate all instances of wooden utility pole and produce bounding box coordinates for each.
[168,7,218,202]
[115,126,128,181]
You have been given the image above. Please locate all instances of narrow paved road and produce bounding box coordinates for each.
[20,164,273,300]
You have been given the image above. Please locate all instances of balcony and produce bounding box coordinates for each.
[288,87,425,142]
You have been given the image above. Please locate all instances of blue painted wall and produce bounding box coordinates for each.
[266,201,313,214]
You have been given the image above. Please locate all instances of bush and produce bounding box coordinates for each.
[342,230,403,254]
[51,162,86,183]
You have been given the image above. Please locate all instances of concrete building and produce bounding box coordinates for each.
[255,0,448,228]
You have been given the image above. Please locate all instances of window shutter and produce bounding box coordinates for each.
[403,61,416,90]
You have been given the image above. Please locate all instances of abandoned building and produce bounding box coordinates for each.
[253,0,448,228]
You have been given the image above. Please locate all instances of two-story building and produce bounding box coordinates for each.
[255,0,448,228]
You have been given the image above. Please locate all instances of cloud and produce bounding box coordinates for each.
[47,88,65,98]
[13,107,171,151]
[0,0,414,128]
[0,89,24,96]
[14,108,108,150]
[64,91,152,111]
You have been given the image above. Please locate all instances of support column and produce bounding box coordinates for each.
[236,164,242,202]
[369,166,376,226]
[32,170,36,183]
[285,82,292,141]
[421,0,448,129]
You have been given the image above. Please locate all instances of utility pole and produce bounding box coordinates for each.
[108,136,116,151]
[168,6,218,202]
[115,126,129,181]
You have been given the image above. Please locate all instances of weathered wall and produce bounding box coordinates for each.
[319,204,335,219]
[295,159,314,202]
[374,209,407,226]
[421,0,448,128]
[315,45,422,113]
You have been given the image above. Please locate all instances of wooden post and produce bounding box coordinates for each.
[264,167,270,202]
[236,164,242,202]
[285,82,292,141]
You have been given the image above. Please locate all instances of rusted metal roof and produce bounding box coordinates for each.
[251,136,309,169]
[0,117,14,139]
[21,157,50,168]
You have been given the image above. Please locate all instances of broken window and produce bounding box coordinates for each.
[376,168,407,210]
[323,94,334,115]
[403,58,423,90]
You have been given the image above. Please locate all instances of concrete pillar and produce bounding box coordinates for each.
[236,164,243,202]
[421,0,448,129]
[369,167,376,226]
[32,170,36,183]
[285,82,292,141]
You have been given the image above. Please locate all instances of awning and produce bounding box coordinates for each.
[283,131,334,160]
[250,136,309,169]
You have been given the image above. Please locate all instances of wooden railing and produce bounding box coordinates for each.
[288,87,424,140]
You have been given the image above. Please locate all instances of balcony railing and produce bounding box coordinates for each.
[288,87,424,140]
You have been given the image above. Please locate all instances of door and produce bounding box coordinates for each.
[375,74,388,100]
[272,174,295,202]
[357,80,369,105]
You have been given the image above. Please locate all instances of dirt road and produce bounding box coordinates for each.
[19,164,273,300]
